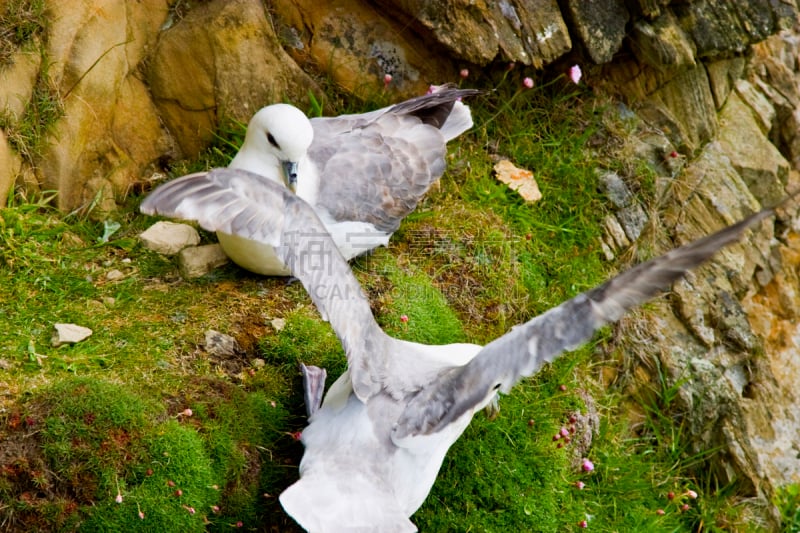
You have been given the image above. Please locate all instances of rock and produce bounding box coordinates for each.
[139,221,200,255]
[0,47,41,119]
[52,323,93,346]
[638,64,718,154]
[204,330,239,357]
[602,214,630,250]
[598,171,648,241]
[563,0,629,64]
[630,13,695,72]
[272,0,456,97]
[673,0,774,60]
[373,0,571,68]
[705,57,747,109]
[34,0,171,212]
[0,129,23,207]
[270,318,287,332]
[178,244,230,278]
[149,0,318,158]
[717,91,790,206]
[105,269,125,282]
[493,160,541,202]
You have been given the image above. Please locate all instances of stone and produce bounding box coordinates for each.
[0,129,22,207]
[674,0,772,60]
[493,160,541,202]
[178,244,230,278]
[105,269,125,282]
[374,0,571,68]
[705,57,747,109]
[638,65,718,154]
[149,0,318,158]
[52,323,93,347]
[0,47,41,120]
[717,92,790,206]
[563,0,629,64]
[204,329,239,357]
[270,318,287,332]
[34,0,170,211]
[598,171,648,241]
[734,79,775,133]
[139,221,201,255]
[630,12,695,72]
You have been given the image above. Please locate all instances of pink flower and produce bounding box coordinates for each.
[522,77,534,89]
[167,480,175,487]
[575,481,585,490]
[667,491,675,500]
[400,315,409,323]
[183,505,196,514]
[569,64,582,84]
[656,509,665,516]
[669,150,679,158]
[179,408,193,417]
[115,492,123,504]
[290,431,302,441]
[211,505,220,514]
[236,521,243,528]
[578,519,588,528]
[383,74,392,89]
[681,503,690,512]
[685,489,698,499]
[581,458,594,472]
[138,510,145,519]
[559,427,569,438]
[460,69,469,79]
[559,384,567,391]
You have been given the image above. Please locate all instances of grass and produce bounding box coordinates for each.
[0,0,46,66]
[0,73,787,531]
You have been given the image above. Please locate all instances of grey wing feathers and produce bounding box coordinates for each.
[311,88,477,232]
[393,204,778,439]
[315,120,446,232]
[140,168,390,401]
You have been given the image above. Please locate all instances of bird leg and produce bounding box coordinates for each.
[300,363,327,418]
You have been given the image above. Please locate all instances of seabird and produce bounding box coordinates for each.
[157,87,478,275]
[140,168,790,532]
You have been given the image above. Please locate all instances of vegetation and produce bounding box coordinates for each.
[0,72,788,532]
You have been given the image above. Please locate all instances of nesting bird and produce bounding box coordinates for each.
[156,87,478,275]
[141,167,789,532]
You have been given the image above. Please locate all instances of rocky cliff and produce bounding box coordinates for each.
[1,0,799,526]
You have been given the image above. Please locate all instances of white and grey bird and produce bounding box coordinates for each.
[140,168,787,532]
[158,87,478,275]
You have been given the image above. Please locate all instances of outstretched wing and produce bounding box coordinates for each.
[311,88,478,233]
[393,203,783,439]
[139,168,391,401]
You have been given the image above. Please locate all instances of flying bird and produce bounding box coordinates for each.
[140,167,789,532]
[151,87,478,275]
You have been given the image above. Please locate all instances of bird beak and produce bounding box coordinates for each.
[281,160,299,193]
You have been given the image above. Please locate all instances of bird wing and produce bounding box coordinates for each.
[393,203,783,440]
[139,168,392,401]
[310,88,478,233]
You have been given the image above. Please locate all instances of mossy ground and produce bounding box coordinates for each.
[0,74,788,531]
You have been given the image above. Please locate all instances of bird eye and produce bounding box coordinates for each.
[267,132,280,149]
